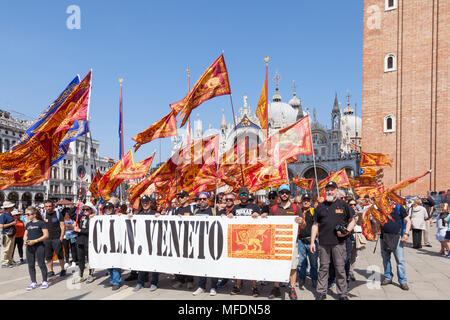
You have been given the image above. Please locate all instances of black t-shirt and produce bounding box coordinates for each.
[194,207,215,216]
[137,209,159,215]
[45,211,64,239]
[381,205,407,235]
[298,207,315,239]
[261,205,270,214]
[26,220,47,241]
[231,203,261,216]
[313,199,355,245]
[175,205,194,216]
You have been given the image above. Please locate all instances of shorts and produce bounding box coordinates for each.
[291,241,299,270]
[44,238,64,261]
[445,231,450,241]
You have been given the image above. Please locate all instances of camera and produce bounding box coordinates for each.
[335,224,349,235]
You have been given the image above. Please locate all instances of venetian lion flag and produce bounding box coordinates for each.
[171,54,231,127]
[388,170,432,193]
[360,152,393,167]
[132,110,177,152]
[318,169,351,190]
[291,175,315,191]
[255,63,268,137]
[88,169,102,200]
[267,116,313,167]
[115,152,155,180]
[98,150,133,198]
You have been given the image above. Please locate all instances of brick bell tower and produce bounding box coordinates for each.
[362,0,449,195]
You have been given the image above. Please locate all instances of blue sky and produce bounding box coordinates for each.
[0,0,363,164]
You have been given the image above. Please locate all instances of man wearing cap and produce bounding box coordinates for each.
[132,195,161,292]
[172,190,195,289]
[261,190,278,215]
[261,185,305,300]
[228,187,261,297]
[310,181,355,300]
[0,201,17,268]
[297,193,319,290]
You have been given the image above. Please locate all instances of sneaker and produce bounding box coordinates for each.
[289,286,298,300]
[20,259,25,265]
[64,263,70,269]
[133,283,143,292]
[210,288,217,296]
[186,281,194,289]
[8,264,14,268]
[47,271,55,277]
[26,282,38,291]
[192,287,205,296]
[59,270,67,277]
[230,286,241,295]
[268,287,281,299]
[41,281,49,289]
[71,262,77,268]
[112,284,121,291]
[85,275,95,283]
[400,283,409,291]
[381,279,392,286]
[149,284,157,292]
[78,276,85,283]
[252,287,259,297]
[172,280,184,289]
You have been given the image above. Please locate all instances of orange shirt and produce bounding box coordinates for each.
[15,219,25,238]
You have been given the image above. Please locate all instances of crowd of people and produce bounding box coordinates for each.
[0,184,449,300]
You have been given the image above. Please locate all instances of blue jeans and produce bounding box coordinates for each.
[108,268,122,286]
[381,237,408,284]
[198,277,218,290]
[297,239,318,281]
[137,271,159,286]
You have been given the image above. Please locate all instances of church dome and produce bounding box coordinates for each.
[288,94,301,109]
[341,113,362,138]
[269,101,298,127]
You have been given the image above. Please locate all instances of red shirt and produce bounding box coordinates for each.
[15,219,25,238]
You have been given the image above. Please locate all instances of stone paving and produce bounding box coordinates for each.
[0,223,448,300]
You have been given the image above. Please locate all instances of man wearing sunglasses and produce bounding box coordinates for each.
[228,187,261,297]
[261,185,305,300]
[172,190,195,289]
[218,193,236,216]
[261,190,278,215]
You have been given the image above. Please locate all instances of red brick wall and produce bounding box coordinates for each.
[362,0,449,196]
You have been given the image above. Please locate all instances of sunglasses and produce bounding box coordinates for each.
[198,198,208,201]
[349,203,357,206]
[177,195,186,199]
[225,198,234,202]
[82,208,91,211]
[240,193,248,197]
[280,191,290,195]
[269,196,277,200]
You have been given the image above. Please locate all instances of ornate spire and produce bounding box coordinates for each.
[272,71,282,102]
[221,109,226,128]
[332,92,340,113]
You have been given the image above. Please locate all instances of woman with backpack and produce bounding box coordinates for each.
[23,207,49,290]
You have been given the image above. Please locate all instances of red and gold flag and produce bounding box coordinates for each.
[349,177,360,188]
[318,169,351,189]
[360,152,393,167]
[386,191,406,206]
[245,162,288,193]
[362,209,375,241]
[373,192,394,219]
[255,65,268,135]
[88,169,102,200]
[266,116,313,167]
[354,186,385,198]
[388,170,432,193]
[359,176,378,187]
[98,150,133,198]
[115,152,155,180]
[291,175,315,191]
[360,166,377,178]
[171,54,231,127]
[132,110,177,152]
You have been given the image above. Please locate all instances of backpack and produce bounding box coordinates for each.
[42,209,61,222]
[272,203,297,215]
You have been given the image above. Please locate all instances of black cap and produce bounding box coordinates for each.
[104,201,114,208]
[302,193,311,201]
[268,191,278,198]
[177,190,189,198]
[141,195,152,202]
[238,187,249,195]
[325,181,338,188]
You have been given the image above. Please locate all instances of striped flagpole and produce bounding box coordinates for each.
[186,68,191,146]
[118,78,124,200]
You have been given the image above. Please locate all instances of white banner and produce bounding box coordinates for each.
[88,215,298,282]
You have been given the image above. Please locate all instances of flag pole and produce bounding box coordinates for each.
[265,57,269,141]
[308,116,320,196]
[229,93,246,187]
[118,78,124,202]
[187,68,191,146]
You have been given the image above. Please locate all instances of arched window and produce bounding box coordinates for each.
[384,54,397,72]
[385,0,397,11]
[384,115,396,133]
